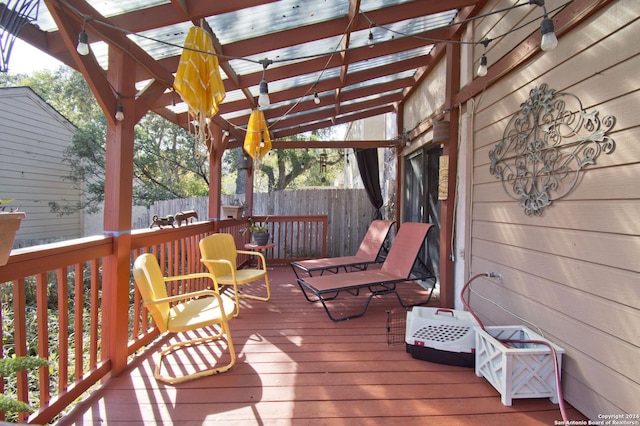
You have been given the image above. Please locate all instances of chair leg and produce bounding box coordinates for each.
[154,323,236,384]
[237,274,271,302]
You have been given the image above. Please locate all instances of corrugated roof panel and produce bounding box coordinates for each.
[205,0,349,45]
[347,46,433,74]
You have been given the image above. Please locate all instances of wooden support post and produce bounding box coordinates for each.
[439,39,461,309]
[101,48,135,376]
[245,158,254,216]
[209,124,223,221]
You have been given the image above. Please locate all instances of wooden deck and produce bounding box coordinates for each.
[57,266,586,425]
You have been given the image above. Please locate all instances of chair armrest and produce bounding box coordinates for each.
[164,272,217,283]
[164,272,221,292]
[144,289,221,306]
[237,250,267,270]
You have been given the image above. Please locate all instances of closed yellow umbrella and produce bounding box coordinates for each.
[174,26,225,151]
[243,109,272,160]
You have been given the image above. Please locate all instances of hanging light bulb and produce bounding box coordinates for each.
[477,54,488,77]
[258,79,270,107]
[115,104,124,121]
[540,17,558,51]
[313,93,321,105]
[257,59,272,108]
[368,29,374,48]
[77,30,90,56]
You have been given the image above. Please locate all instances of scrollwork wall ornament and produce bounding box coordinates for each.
[489,84,616,216]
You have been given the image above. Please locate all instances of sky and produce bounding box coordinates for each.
[5,39,66,74]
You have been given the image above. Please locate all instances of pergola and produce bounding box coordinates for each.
[4,0,502,309]
[2,1,621,422]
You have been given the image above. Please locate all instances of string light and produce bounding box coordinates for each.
[257,59,271,108]
[115,104,124,121]
[313,93,321,105]
[531,0,558,51]
[540,17,558,51]
[61,0,567,135]
[76,29,89,56]
[477,39,490,77]
[477,54,488,77]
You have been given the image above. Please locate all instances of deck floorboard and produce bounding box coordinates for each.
[58,266,586,425]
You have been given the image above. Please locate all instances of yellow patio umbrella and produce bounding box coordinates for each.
[243,109,272,160]
[174,26,225,153]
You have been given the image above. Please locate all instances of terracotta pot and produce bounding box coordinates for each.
[0,212,25,266]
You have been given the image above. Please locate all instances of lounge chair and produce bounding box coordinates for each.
[296,222,436,321]
[290,219,395,279]
[132,253,236,384]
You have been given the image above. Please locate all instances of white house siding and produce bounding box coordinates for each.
[0,87,81,247]
[461,0,639,419]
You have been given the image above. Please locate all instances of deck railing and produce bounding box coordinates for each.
[0,215,327,424]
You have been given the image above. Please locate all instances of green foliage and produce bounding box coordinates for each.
[0,356,48,377]
[2,67,348,213]
[0,356,48,414]
[240,217,269,235]
[2,68,211,213]
[252,129,345,192]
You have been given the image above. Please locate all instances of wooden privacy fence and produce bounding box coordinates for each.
[150,188,376,257]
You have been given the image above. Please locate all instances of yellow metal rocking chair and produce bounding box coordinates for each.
[132,253,236,384]
[199,233,271,317]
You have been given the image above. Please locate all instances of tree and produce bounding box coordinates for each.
[3,68,346,211]
[2,68,210,213]
[255,129,344,192]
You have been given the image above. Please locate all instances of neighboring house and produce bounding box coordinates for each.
[396,0,638,419]
[0,86,81,248]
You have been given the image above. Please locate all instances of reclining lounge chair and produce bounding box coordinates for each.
[291,219,395,279]
[296,222,436,321]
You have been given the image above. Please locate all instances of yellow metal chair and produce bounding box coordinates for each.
[132,253,236,384]
[199,233,271,317]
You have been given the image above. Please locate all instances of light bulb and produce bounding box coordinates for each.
[258,79,270,107]
[77,30,90,56]
[313,93,320,105]
[368,30,374,48]
[540,18,558,51]
[115,105,124,121]
[477,55,488,77]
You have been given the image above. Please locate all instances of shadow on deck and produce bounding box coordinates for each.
[57,266,585,425]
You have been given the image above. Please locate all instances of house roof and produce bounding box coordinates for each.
[11,0,485,145]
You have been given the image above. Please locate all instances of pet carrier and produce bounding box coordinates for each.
[405,307,479,367]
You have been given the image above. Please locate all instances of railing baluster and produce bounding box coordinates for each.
[36,273,51,407]
[57,267,69,393]
[0,216,326,423]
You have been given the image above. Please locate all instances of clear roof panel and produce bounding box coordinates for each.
[347,46,434,75]
[205,0,349,45]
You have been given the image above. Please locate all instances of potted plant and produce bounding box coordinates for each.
[240,217,270,246]
[0,199,25,266]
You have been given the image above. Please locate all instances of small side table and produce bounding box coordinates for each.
[244,242,275,269]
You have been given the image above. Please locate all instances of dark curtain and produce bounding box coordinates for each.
[355,148,384,220]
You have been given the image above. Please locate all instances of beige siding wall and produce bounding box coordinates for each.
[0,87,81,247]
[465,0,639,419]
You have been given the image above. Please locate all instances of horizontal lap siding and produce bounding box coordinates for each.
[469,0,639,418]
[0,88,81,246]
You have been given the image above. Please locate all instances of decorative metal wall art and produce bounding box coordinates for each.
[489,84,616,216]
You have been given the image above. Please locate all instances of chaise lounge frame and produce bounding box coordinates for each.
[290,220,395,279]
[296,222,436,321]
